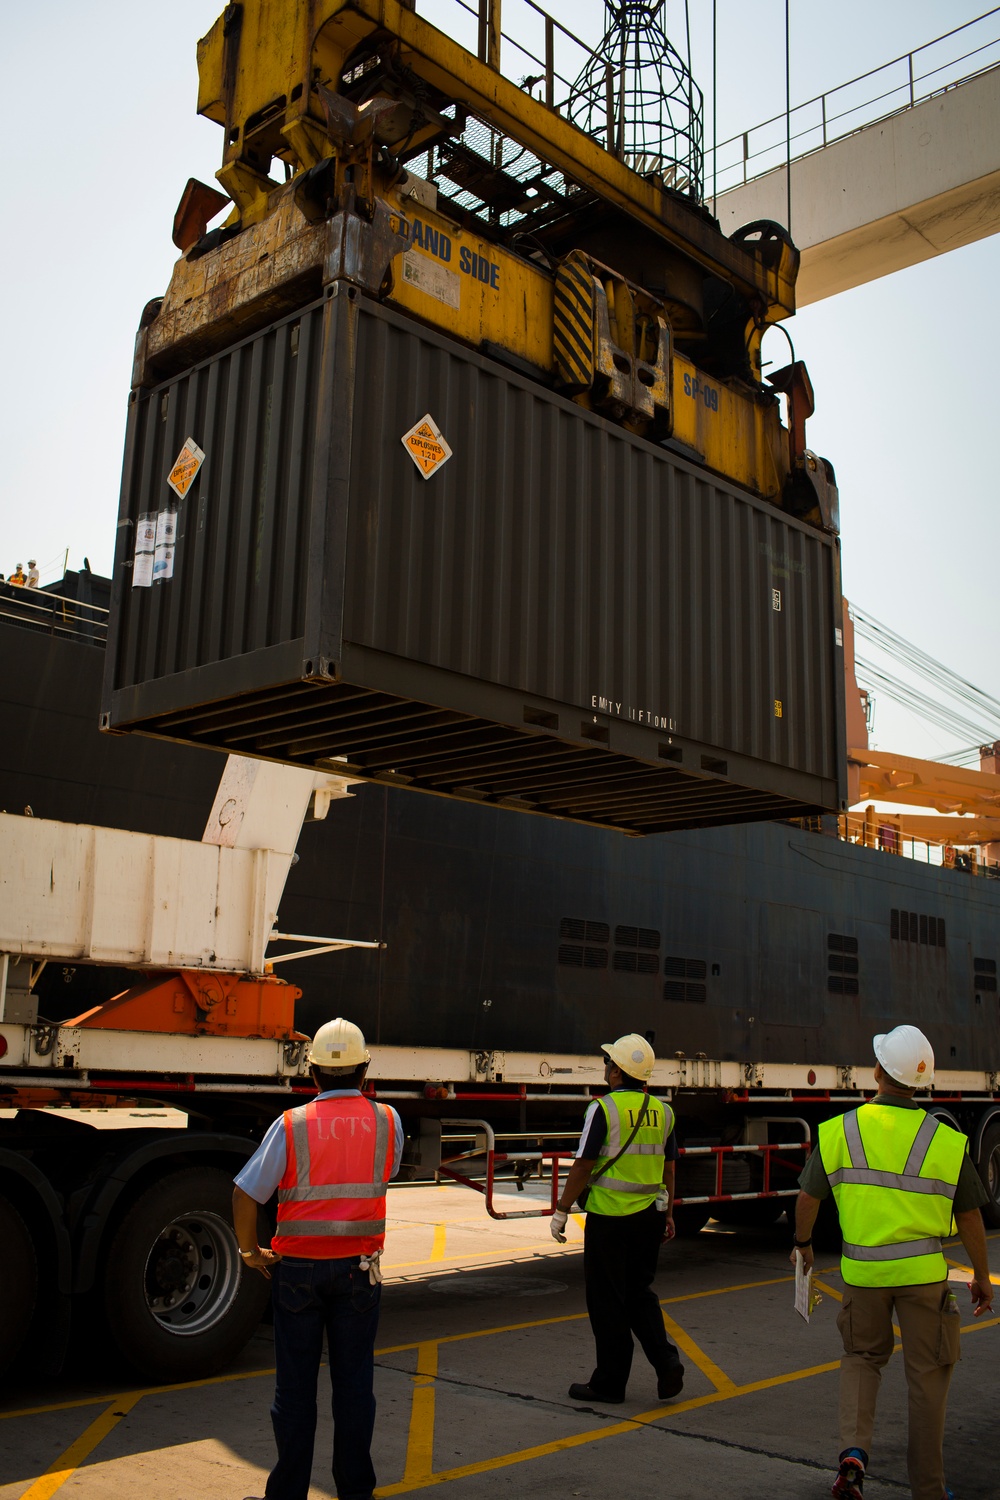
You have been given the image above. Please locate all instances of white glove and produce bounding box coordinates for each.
[550,1209,568,1242]
[654,1189,670,1213]
[358,1251,383,1285]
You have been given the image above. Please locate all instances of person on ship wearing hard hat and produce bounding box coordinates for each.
[233,1018,403,1500]
[550,1032,685,1404]
[792,1025,993,1500]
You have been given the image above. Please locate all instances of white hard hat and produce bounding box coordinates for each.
[873,1025,934,1088]
[601,1033,655,1082]
[307,1017,370,1068]
[28,560,36,567]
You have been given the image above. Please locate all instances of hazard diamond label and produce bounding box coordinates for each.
[401,414,453,479]
[167,437,206,499]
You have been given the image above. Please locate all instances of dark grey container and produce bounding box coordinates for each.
[102,287,847,834]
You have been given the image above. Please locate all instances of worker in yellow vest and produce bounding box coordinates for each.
[550,1033,684,1403]
[233,1019,402,1500]
[792,1026,993,1500]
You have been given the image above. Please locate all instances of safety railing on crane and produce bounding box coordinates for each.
[411,0,703,198]
[705,6,1000,201]
[411,2,1000,212]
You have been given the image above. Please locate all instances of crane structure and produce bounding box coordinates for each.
[139,0,836,530]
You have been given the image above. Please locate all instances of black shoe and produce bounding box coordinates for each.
[567,1381,625,1404]
[657,1364,684,1399]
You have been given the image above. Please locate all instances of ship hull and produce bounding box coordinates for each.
[4,617,998,1072]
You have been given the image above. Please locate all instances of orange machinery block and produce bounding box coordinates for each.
[65,970,306,1040]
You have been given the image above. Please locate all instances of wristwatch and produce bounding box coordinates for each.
[239,1247,258,1259]
[793,1237,812,1248]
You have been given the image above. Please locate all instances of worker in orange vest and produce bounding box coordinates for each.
[233,1019,402,1500]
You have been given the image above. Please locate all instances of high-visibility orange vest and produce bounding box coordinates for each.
[271,1095,396,1258]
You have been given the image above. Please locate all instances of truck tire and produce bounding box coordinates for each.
[103,1166,270,1381]
[0,1197,37,1377]
[976,1122,1000,1228]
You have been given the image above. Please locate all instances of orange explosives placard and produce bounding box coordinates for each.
[401,414,453,479]
[167,437,206,499]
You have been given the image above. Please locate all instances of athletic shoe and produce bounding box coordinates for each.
[831,1448,867,1497]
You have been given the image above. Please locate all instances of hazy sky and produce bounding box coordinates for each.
[2,0,996,762]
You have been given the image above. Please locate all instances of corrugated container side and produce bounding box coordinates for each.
[109,303,328,697]
[343,305,839,777]
[103,289,846,834]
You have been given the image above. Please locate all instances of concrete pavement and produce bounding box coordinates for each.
[1,1181,996,1499]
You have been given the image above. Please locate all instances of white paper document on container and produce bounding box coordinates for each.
[794,1249,814,1322]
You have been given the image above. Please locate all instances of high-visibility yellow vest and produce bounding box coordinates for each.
[818,1103,967,1287]
[585,1090,675,1217]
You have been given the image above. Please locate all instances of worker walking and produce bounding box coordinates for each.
[550,1033,684,1403]
[792,1026,993,1500]
[233,1019,402,1500]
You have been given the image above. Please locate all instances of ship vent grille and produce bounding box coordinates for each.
[664,980,707,1003]
[614,951,659,975]
[615,926,661,951]
[560,918,610,943]
[974,956,997,993]
[664,956,706,979]
[828,976,860,995]
[891,909,945,946]
[559,944,608,969]
[828,932,861,994]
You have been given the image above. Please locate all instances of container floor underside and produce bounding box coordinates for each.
[134,675,828,833]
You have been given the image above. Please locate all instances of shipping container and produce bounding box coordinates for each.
[102,287,847,834]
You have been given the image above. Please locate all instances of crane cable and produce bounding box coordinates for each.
[851,604,1000,764]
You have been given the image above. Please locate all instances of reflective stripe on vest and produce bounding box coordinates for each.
[585,1091,675,1217]
[818,1104,965,1288]
[272,1095,394,1259]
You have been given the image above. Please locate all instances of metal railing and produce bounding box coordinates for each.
[435,1117,811,1220]
[417,0,605,117]
[836,810,1000,875]
[0,586,108,646]
[707,6,1000,201]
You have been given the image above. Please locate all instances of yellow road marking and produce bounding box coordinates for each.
[4,1266,831,1419]
[430,1226,448,1262]
[17,1393,142,1499]
[659,1310,736,1394]
[375,1357,847,1496]
[387,1237,558,1270]
[378,1269,816,1357]
[402,1343,439,1483]
[2,1364,278,1421]
[7,1244,994,1426]
[811,1276,842,1303]
[944,1254,1000,1285]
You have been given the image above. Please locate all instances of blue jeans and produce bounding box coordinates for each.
[265,1255,381,1500]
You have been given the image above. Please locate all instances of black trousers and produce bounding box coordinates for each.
[583,1203,680,1398]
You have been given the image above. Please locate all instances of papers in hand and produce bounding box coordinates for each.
[794,1249,821,1322]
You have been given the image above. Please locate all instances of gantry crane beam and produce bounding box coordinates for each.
[849,747,1000,818]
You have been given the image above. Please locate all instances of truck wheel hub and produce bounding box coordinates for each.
[142,1211,242,1336]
